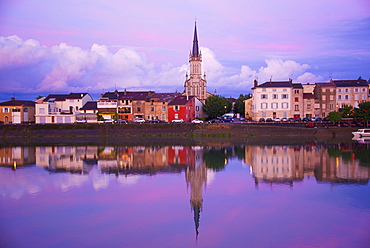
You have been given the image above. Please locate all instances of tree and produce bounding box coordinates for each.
[203,95,232,119]
[354,101,370,126]
[233,94,251,116]
[327,111,342,122]
[339,104,354,118]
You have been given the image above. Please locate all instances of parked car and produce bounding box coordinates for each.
[104,119,114,124]
[274,118,281,122]
[134,118,145,123]
[259,118,266,122]
[148,119,163,123]
[75,119,87,124]
[116,119,128,124]
[266,118,273,122]
[191,119,203,124]
[172,119,184,123]
[223,117,234,122]
[208,117,223,123]
[288,118,295,122]
[281,118,288,122]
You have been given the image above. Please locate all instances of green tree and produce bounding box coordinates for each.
[203,95,232,119]
[340,104,354,118]
[327,111,342,122]
[233,94,251,116]
[354,101,370,126]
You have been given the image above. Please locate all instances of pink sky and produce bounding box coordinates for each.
[0,0,369,100]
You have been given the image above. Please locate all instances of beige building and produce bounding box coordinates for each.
[145,93,180,121]
[333,79,369,109]
[252,80,304,120]
[0,98,35,124]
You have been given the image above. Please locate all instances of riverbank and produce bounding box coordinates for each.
[0,123,359,146]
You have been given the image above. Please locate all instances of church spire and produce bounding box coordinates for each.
[192,21,199,57]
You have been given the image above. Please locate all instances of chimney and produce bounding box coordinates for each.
[254,79,258,87]
[11,97,15,101]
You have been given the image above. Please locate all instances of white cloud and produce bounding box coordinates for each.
[0,36,323,97]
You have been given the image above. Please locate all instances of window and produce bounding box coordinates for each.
[282,102,288,109]
[322,104,326,109]
[271,103,278,109]
[262,112,266,118]
[294,105,299,111]
[295,97,299,102]
[294,90,299,94]
[338,95,342,100]
[272,94,278,99]
[345,95,349,100]
[330,88,334,92]
[363,95,367,100]
[24,108,28,112]
[137,102,141,106]
[338,89,341,93]
[174,106,179,111]
[39,108,45,114]
[261,94,268,99]
[162,106,166,112]
[196,106,199,111]
[329,104,334,110]
[262,88,266,92]
[322,95,326,101]
[69,99,74,103]
[354,88,359,93]
[355,95,359,100]
[3,108,9,113]
[322,88,326,93]
[283,89,287,92]
[261,103,267,109]
[174,114,178,119]
[307,104,311,110]
[12,108,20,112]
[282,94,288,99]
[150,107,154,111]
[345,89,349,93]
[362,88,366,92]
[137,107,141,112]
[330,95,334,100]
[272,89,276,92]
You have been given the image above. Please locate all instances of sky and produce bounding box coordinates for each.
[0,0,369,101]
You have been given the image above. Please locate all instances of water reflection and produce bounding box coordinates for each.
[0,142,369,246]
[1,142,369,189]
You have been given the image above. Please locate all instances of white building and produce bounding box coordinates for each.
[35,93,93,124]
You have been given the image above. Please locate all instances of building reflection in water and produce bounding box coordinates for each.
[245,144,370,187]
[1,142,369,238]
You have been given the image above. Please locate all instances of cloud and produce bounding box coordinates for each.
[0,36,323,98]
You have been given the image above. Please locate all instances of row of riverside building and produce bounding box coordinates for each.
[1,77,368,124]
[247,78,370,121]
[0,91,205,124]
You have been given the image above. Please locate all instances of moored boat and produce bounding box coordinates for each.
[352,129,370,138]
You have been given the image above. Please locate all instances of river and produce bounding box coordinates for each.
[0,138,369,248]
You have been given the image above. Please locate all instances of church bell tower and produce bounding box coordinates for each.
[184,22,207,102]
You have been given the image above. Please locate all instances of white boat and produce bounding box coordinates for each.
[352,129,370,138]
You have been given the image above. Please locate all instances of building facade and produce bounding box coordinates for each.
[35,93,92,124]
[0,98,35,124]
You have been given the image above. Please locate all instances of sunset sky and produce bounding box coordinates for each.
[1,0,369,101]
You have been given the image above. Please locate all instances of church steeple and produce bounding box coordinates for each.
[184,21,207,103]
[192,22,199,57]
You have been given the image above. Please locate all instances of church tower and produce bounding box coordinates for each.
[184,22,207,103]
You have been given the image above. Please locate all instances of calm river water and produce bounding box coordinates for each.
[0,139,369,248]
